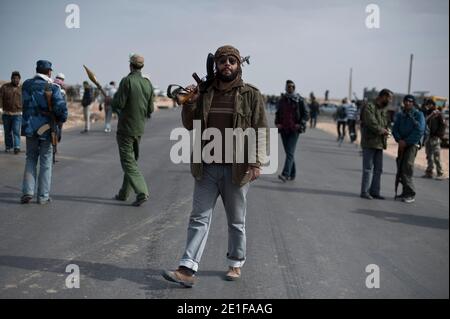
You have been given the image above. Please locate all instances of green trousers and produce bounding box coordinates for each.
[117,134,149,200]
[425,137,443,176]
[399,145,418,197]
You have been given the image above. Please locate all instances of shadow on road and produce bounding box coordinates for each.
[337,167,397,177]
[301,147,360,157]
[253,183,359,199]
[300,134,336,144]
[0,192,130,207]
[0,255,225,293]
[351,209,449,230]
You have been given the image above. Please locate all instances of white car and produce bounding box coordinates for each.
[319,103,338,114]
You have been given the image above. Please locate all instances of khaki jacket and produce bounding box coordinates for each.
[182,83,268,186]
[361,102,389,150]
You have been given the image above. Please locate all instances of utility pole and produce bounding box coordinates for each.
[408,54,414,94]
[349,67,353,101]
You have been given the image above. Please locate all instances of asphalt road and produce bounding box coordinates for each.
[0,109,448,299]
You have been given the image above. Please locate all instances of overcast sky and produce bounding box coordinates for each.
[0,0,448,98]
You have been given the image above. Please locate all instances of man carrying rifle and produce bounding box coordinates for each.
[163,45,268,287]
[392,95,425,203]
[20,60,68,204]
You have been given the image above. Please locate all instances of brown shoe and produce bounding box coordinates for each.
[225,267,241,281]
[20,194,33,204]
[162,268,197,288]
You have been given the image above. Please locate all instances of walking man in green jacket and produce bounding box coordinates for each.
[112,54,154,206]
[360,89,393,200]
[163,45,268,287]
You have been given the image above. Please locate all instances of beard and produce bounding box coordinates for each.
[380,100,389,108]
[216,68,239,82]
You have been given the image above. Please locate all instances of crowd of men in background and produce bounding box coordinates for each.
[1,68,448,207]
[264,86,447,204]
[0,54,152,206]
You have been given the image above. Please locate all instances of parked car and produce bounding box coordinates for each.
[319,103,338,115]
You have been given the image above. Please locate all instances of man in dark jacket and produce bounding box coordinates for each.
[309,93,320,128]
[275,80,309,182]
[81,81,92,133]
[111,54,154,207]
[392,95,426,203]
[20,60,68,204]
[360,89,393,200]
[422,99,446,179]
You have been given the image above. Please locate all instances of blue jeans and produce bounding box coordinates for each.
[361,148,383,196]
[280,131,300,178]
[22,137,53,201]
[2,114,22,150]
[180,164,250,272]
[104,105,113,130]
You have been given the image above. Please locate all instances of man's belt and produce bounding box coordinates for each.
[3,111,22,116]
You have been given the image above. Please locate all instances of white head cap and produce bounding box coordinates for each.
[56,73,65,80]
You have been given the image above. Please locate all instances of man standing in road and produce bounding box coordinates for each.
[347,100,358,143]
[422,99,446,180]
[102,81,117,133]
[360,89,393,200]
[20,60,68,204]
[162,45,268,287]
[54,73,66,99]
[335,98,349,145]
[111,54,154,207]
[309,92,320,129]
[275,80,309,182]
[392,95,426,203]
[0,71,23,154]
[81,81,92,133]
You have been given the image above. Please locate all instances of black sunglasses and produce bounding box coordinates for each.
[218,56,238,65]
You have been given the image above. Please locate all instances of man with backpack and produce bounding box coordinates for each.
[335,98,348,144]
[347,100,358,143]
[81,81,93,133]
[101,81,117,133]
[392,95,426,203]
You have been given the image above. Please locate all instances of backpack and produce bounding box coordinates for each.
[337,105,347,120]
[81,88,92,107]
